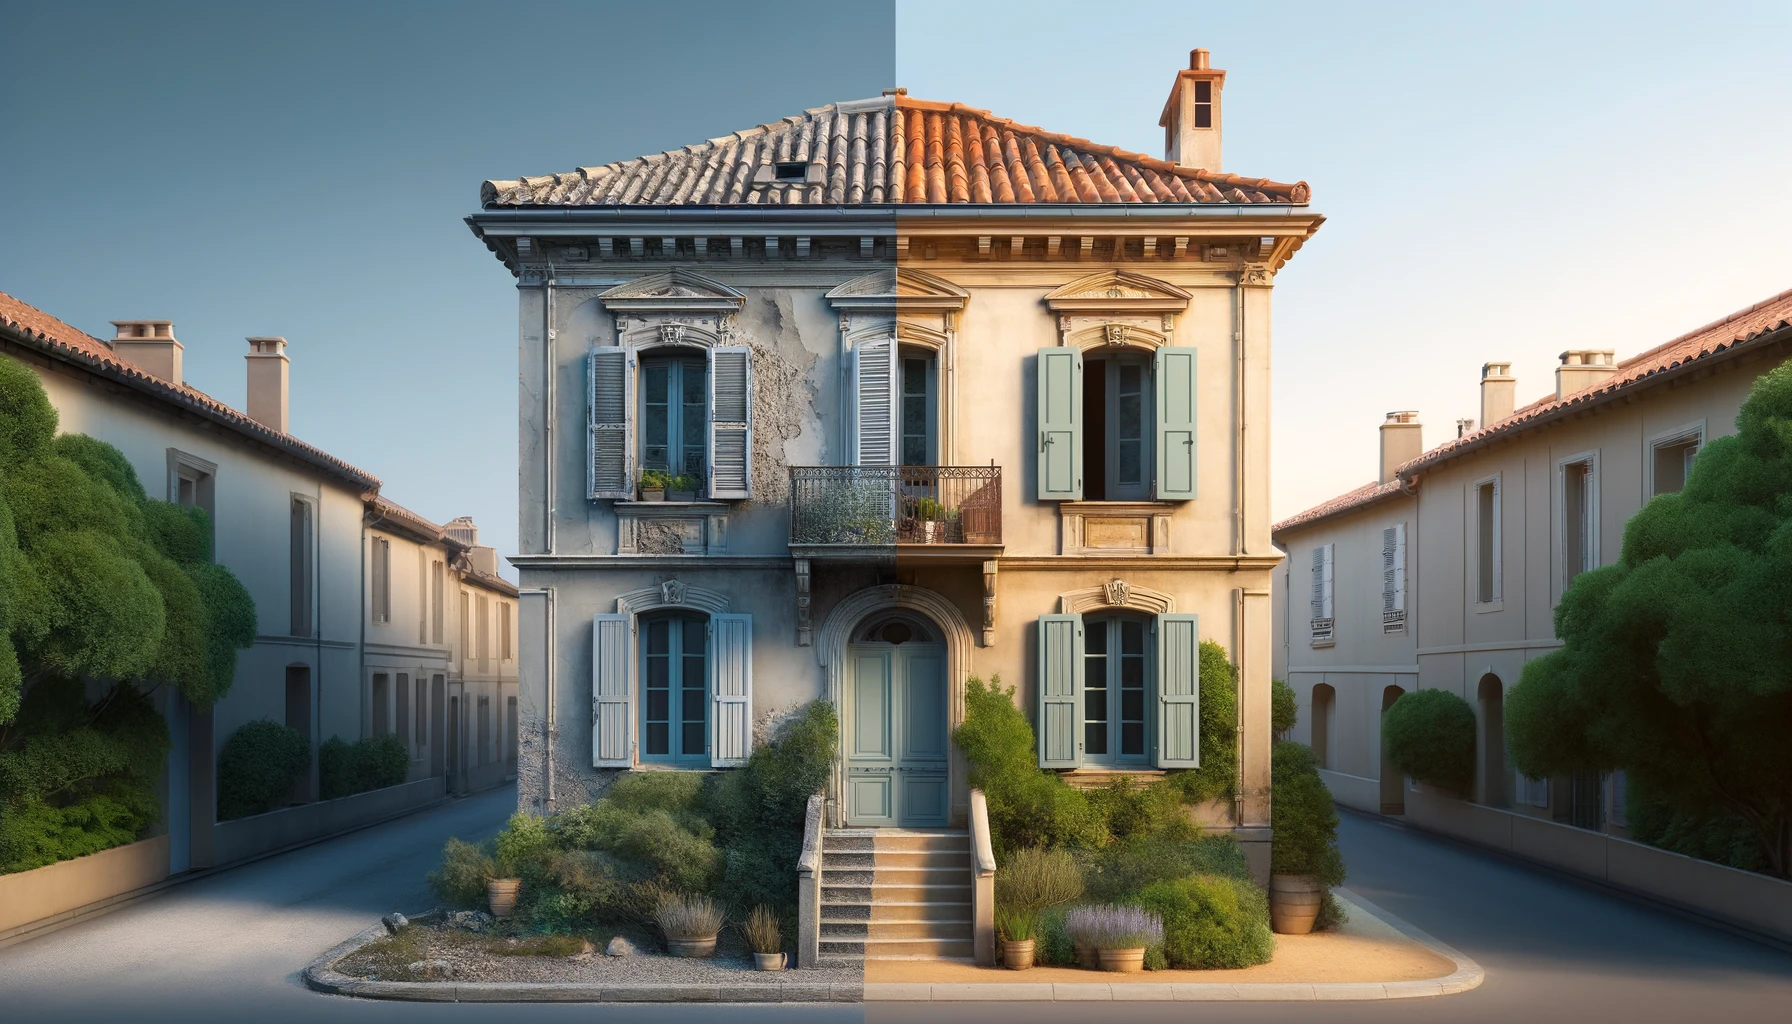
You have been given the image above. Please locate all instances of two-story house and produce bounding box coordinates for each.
[471,50,1322,914]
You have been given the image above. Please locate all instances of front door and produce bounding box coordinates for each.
[845,642,948,827]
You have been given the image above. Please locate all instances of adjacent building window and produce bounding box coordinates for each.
[418,548,429,645]
[640,613,709,763]
[371,537,391,624]
[1561,456,1597,590]
[1475,477,1501,604]
[460,592,472,659]
[1381,524,1408,634]
[506,695,518,764]
[1081,616,1150,764]
[478,594,491,672]
[1309,683,1335,769]
[477,695,491,768]
[899,351,937,466]
[1650,430,1701,496]
[500,602,513,662]
[290,497,314,637]
[414,677,428,757]
[640,353,708,483]
[1309,544,1335,646]
[395,672,411,751]
[431,561,445,644]
[371,673,390,737]
[1035,345,1197,502]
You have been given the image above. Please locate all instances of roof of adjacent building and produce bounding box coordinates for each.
[0,290,380,491]
[481,94,1309,208]
[1400,286,1792,476]
[1272,479,1409,536]
[367,495,518,596]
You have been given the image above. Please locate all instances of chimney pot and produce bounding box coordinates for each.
[1480,361,1516,427]
[245,336,290,433]
[109,320,183,384]
[1191,48,1209,70]
[1556,349,1617,400]
[1379,410,1423,483]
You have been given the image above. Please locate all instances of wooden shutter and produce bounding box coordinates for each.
[589,349,632,499]
[708,346,752,499]
[854,337,896,466]
[1154,347,1198,500]
[1036,613,1083,769]
[710,613,753,768]
[1036,347,1083,500]
[1382,523,1407,633]
[592,614,632,766]
[1155,613,1200,768]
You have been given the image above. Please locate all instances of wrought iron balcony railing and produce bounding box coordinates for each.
[788,465,1002,546]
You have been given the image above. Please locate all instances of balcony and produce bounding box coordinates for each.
[788,465,1002,563]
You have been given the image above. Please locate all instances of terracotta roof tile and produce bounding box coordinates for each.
[482,95,1309,208]
[0,290,380,491]
[1401,287,1792,477]
[1272,479,1409,536]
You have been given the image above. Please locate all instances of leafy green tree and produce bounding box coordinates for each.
[1508,359,1792,878]
[1271,678,1298,737]
[1382,689,1476,794]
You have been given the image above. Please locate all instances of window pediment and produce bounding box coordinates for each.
[827,267,969,314]
[599,269,746,315]
[1043,270,1192,315]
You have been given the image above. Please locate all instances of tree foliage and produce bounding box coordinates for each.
[1382,689,1477,794]
[1508,359,1792,878]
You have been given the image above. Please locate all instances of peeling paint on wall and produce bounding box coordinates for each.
[734,291,820,507]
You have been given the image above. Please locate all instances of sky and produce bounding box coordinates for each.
[5,0,1791,563]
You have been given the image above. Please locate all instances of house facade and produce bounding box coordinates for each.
[473,50,1321,886]
[1273,287,1792,836]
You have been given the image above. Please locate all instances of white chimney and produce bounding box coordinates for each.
[245,337,290,433]
[110,320,182,384]
[1380,411,1422,483]
[1481,362,1516,427]
[1556,350,1617,400]
[445,516,479,547]
[1159,48,1225,171]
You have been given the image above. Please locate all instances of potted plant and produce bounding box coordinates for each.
[997,909,1038,970]
[744,904,784,970]
[667,473,700,502]
[913,496,943,543]
[655,892,723,957]
[1086,905,1162,973]
[1063,906,1101,969]
[1269,741,1347,934]
[638,469,671,502]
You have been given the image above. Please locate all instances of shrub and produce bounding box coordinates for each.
[1381,689,1476,794]
[0,355,57,473]
[655,892,723,940]
[996,846,1083,920]
[1162,642,1241,806]
[216,720,309,821]
[1270,742,1344,886]
[1035,906,1075,964]
[744,904,782,954]
[429,837,497,907]
[1128,874,1274,969]
[706,700,837,920]
[1085,777,1196,843]
[953,676,1105,857]
[1079,834,1250,904]
[318,735,410,800]
[1271,678,1298,737]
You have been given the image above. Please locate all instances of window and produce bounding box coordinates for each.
[372,673,390,737]
[899,352,936,466]
[506,695,518,764]
[460,592,472,659]
[1193,79,1213,128]
[774,162,806,181]
[431,561,445,644]
[1082,616,1151,764]
[1561,457,1596,590]
[396,672,410,751]
[478,594,491,672]
[290,497,314,637]
[285,666,311,740]
[418,549,428,644]
[1475,478,1501,604]
[1607,770,1629,828]
[640,353,707,483]
[1035,345,1197,502]
[371,537,391,624]
[477,696,491,768]
[414,677,428,755]
[167,449,217,522]
[500,603,513,662]
[641,614,709,763]
[1651,431,1701,496]
[1309,684,1335,768]
[1309,544,1334,646]
[1382,524,1407,634]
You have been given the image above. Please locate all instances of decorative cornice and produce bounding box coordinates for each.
[597,268,746,314]
[1043,269,1193,314]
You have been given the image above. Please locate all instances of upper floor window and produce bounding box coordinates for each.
[900,352,937,466]
[290,497,314,637]
[1476,477,1501,604]
[1650,430,1701,496]
[1084,354,1154,501]
[1381,524,1407,634]
[431,560,445,644]
[500,602,513,662]
[641,353,707,483]
[371,537,391,624]
[588,344,753,502]
[1560,455,1597,590]
[1036,345,1198,503]
[1036,612,1200,770]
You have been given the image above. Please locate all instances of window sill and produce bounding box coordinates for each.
[613,500,731,510]
[1309,639,1335,649]
[1474,600,1504,614]
[1055,767,1166,790]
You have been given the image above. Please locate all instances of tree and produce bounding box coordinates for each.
[1382,689,1476,795]
[1507,358,1792,878]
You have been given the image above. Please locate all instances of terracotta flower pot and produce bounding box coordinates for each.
[1074,942,1099,970]
[486,878,521,919]
[1002,938,1036,970]
[666,935,717,958]
[754,952,786,971]
[1098,947,1146,973]
[1270,874,1324,935]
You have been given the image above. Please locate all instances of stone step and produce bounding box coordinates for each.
[820,937,976,959]
[823,883,972,905]
[821,919,973,941]
[824,830,968,854]
[821,849,970,870]
[821,865,968,887]
[820,901,974,923]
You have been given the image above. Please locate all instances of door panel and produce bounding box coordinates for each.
[846,643,949,827]
[851,653,893,758]
[903,652,946,761]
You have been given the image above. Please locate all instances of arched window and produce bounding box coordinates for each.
[855,612,940,646]
[640,612,709,763]
[1310,683,1336,770]
[1476,674,1505,807]
[1379,685,1406,814]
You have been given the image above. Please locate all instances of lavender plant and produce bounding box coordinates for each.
[1067,904,1164,951]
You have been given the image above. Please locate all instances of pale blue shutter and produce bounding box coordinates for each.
[709,613,752,767]
[708,346,752,499]
[1155,613,1200,768]
[1155,347,1198,500]
[1037,613,1083,769]
[592,614,632,766]
[589,349,633,499]
[1036,348,1083,501]
[854,338,897,466]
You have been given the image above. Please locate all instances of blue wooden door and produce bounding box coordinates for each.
[845,643,948,827]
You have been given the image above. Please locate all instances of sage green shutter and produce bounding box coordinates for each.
[1155,346,1198,500]
[1037,613,1083,768]
[588,348,633,499]
[592,614,632,767]
[1155,613,1200,768]
[1036,348,1083,500]
[709,613,752,767]
[708,346,752,499]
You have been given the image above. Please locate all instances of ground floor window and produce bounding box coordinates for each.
[1037,611,1199,770]
[641,613,708,763]
[1083,616,1150,764]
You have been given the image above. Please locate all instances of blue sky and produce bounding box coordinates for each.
[5,1,1790,562]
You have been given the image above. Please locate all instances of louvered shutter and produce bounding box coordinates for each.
[1155,347,1198,500]
[1036,347,1083,500]
[1155,613,1200,768]
[1037,614,1083,769]
[1310,544,1335,643]
[1491,479,1502,600]
[709,613,752,767]
[708,346,752,499]
[592,614,632,766]
[854,338,897,466]
[589,349,633,499]
[1382,523,1407,633]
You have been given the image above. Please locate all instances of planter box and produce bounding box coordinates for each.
[0,835,170,942]
[213,776,445,867]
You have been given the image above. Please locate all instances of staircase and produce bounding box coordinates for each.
[819,828,974,962]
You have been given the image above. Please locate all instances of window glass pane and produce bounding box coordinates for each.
[1194,81,1212,103]
[1119,620,1146,756]
[1117,364,1143,483]
[646,722,669,754]
[681,358,707,480]
[1084,620,1109,756]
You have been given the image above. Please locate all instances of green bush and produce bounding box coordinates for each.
[216,720,309,821]
[996,846,1083,914]
[1084,777,1196,844]
[318,735,410,800]
[0,355,57,473]
[1162,642,1240,806]
[1381,689,1476,794]
[953,676,1105,857]
[429,837,497,907]
[1127,873,1274,968]
[1269,742,1344,886]
[706,699,836,923]
[1079,835,1251,904]
[1271,678,1298,737]
[1626,779,1769,872]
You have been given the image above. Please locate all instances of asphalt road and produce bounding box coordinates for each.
[3,788,1790,1024]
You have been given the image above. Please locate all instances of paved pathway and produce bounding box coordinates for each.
[5,789,1791,1023]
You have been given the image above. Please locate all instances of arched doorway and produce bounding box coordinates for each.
[1476,674,1505,807]
[842,612,949,827]
[1379,684,1406,814]
[1309,683,1336,770]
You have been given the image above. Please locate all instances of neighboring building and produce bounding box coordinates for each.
[0,291,511,882]
[1273,287,1792,836]
[472,47,1322,906]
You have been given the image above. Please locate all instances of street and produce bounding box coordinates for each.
[3,791,1790,1023]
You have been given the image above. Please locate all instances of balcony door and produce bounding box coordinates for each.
[843,615,948,827]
